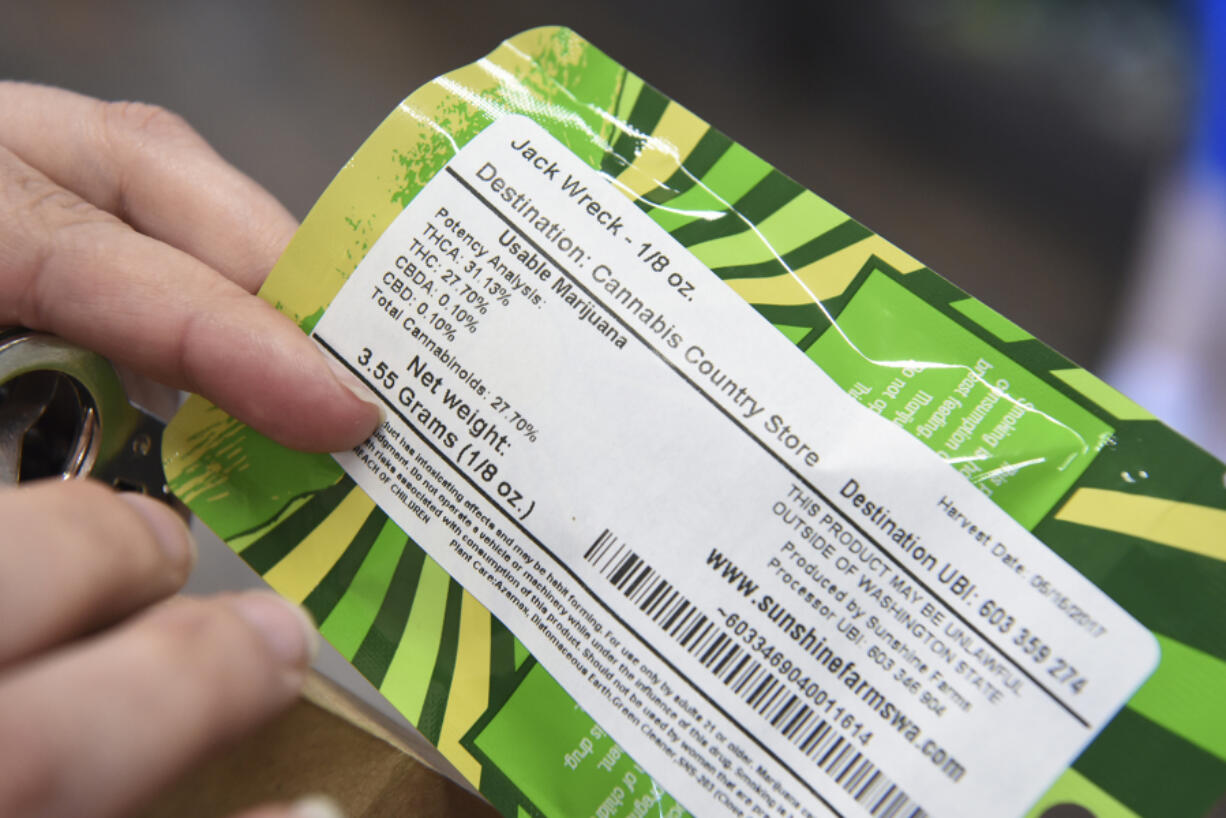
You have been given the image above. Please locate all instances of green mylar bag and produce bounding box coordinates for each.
[164,27,1226,818]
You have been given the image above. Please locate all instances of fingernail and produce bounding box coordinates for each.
[229,592,319,667]
[322,352,385,424]
[118,492,196,572]
[290,794,346,818]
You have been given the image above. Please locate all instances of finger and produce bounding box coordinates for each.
[0,480,194,666]
[0,592,317,818]
[0,146,380,452]
[231,796,347,818]
[0,82,296,293]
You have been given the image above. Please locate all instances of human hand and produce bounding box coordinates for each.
[0,82,380,452]
[0,84,369,817]
[0,480,333,818]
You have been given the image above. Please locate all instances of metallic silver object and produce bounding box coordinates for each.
[0,328,173,503]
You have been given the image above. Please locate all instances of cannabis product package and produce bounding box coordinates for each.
[163,27,1226,818]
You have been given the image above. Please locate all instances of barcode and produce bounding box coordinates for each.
[585,529,928,818]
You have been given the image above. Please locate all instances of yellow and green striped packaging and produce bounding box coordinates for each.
[164,27,1226,818]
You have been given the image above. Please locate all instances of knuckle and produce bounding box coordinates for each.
[103,99,196,147]
[0,158,100,232]
[96,99,202,222]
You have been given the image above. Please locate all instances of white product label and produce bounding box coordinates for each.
[312,115,1157,818]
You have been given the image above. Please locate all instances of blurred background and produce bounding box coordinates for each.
[4,0,1224,812]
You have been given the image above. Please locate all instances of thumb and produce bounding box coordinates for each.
[229,795,345,818]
